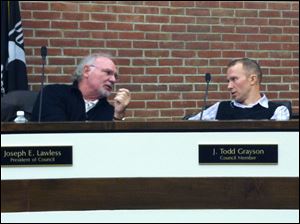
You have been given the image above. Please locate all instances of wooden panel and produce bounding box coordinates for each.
[1,177,298,212]
[1,120,299,133]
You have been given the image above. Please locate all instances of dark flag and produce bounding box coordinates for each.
[1,1,28,97]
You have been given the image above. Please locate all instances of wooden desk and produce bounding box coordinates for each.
[1,120,299,222]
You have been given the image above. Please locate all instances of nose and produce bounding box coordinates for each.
[108,74,117,83]
[227,81,233,90]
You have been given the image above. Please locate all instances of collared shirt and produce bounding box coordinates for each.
[84,99,99,112]
[188,94,290,121]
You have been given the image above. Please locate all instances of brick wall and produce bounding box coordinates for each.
[20,1,299,120]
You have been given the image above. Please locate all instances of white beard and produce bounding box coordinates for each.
[98,88,111,98]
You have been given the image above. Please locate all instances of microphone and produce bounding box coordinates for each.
[205,72,211,83]
[41,46,47,61]
[38,46,47,122]
[200,73,211,120]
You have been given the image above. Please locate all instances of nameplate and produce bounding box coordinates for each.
[199,144,278,164]
[1,146,73,166]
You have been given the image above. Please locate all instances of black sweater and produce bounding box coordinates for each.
[216,101,279,120]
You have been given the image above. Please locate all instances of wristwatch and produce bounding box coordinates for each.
[113,116,125,121]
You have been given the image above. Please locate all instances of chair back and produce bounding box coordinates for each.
[1,90,38,122]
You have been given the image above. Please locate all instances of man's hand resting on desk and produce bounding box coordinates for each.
[113,88,131,120]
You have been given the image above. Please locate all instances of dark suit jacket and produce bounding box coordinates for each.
[31,82,114,122]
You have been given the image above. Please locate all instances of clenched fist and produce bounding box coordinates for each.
[113,88,131,119]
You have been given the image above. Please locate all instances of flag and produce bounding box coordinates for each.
[1,1,28,96]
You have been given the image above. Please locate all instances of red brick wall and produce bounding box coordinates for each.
[20,1,299,120]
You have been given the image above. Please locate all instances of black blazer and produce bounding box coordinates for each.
[31,82,114,122]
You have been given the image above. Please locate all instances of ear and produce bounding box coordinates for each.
[249,74,258,85]
[82,65,90,78]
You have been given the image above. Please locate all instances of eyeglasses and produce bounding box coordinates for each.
[89,64,119,80]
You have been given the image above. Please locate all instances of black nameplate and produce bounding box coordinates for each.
[199,144,278,164]
[1,146,72,166]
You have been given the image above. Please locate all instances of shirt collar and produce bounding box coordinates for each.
[232,94,269,108]
[84,99,99,112]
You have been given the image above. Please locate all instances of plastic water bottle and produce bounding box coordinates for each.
[14,111,28,123]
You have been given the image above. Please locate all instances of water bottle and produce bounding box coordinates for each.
[14,111,28,123]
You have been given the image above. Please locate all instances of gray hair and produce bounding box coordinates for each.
[227,58,263,83]
[72,52,114,82]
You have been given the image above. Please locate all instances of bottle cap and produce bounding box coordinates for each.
[16,111,25,116]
